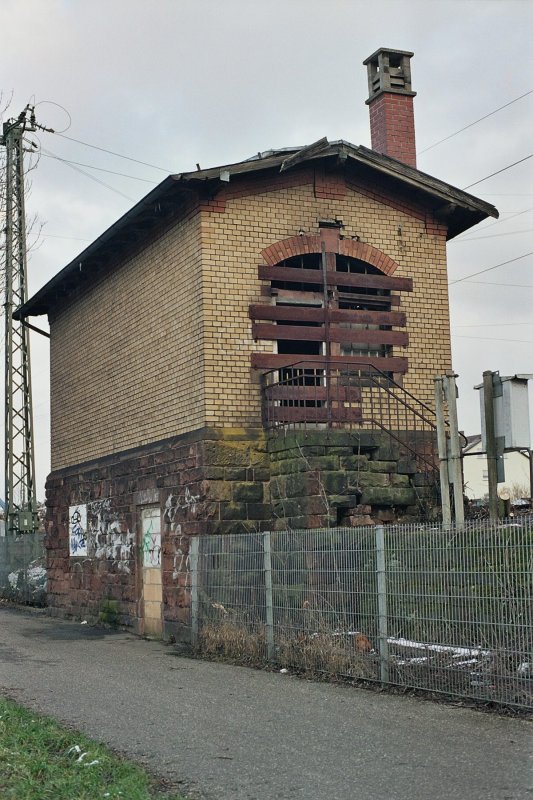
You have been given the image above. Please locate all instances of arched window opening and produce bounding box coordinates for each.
[251,245,412,426]
[252,252,407,367]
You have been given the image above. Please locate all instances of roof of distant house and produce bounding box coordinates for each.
[463,434,482,454]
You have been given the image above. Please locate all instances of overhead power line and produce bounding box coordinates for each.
[27,232,91,243]
[37,151,158,183]
[455,335,533,344]
[457,280,533,288]
[456,207,533,240]
[53,132,171,173]
[462,153,533,190]
[453,227,533,242]
[39,144,137,202]
[454,321,533,328]
[449,251,533,285]
[418,89,533,155]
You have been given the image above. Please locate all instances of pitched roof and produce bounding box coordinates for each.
[16,138,498,319]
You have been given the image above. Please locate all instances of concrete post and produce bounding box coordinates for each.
[375,524,389,684]
[434,377,452,530]
[263,531,275,660]
[190,536,199,647]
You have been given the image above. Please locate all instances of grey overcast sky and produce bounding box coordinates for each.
[1,0,532,499]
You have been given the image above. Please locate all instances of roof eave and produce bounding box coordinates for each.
[16,140,498,319]
[14,176,179,320]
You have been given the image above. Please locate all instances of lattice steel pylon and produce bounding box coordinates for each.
[1,107,38,534]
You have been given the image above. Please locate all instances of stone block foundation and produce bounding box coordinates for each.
[45,426,437,639]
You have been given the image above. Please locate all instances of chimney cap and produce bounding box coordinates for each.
[363,47,414,66]
[364,48,416,104]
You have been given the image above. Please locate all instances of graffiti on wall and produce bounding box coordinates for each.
[68,488,199,577]
[90,499,134,573]
[164,486,200,524]
[172,523,189,579]
[142,507,161,568]
[142,528,161,567]
[69,505,88,556]
[163,492,195,581]
[69,499,134,573]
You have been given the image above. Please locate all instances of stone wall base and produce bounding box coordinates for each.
[45,426,438,637]
[45,427,268,639]
[268,429,438,529]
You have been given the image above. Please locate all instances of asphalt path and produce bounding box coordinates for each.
[1,605,532,800]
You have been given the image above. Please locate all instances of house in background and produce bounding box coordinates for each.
[15,48,497,637]
[463,434,532,502]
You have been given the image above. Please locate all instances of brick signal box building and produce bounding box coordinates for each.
[17,49,497,636]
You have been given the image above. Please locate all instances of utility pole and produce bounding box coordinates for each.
[482,370,500,522]
[1,106,49,535]
[434,373,464,526]
[434,376,452,529]
[444,372,465,526]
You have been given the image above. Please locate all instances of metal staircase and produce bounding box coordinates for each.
[261,359,443,493]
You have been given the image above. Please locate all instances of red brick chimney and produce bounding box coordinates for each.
[363,48,417,169]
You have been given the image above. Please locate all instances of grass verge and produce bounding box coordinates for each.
[0,696,185,800]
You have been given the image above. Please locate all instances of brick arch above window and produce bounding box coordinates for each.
[260,234,400,276]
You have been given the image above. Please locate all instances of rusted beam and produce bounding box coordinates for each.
[20,319,50,338]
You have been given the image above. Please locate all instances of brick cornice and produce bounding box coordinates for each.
[261,235,400,276]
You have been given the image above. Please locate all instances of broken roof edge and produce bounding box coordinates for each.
[173,139,497,221]
[15,137,498,321]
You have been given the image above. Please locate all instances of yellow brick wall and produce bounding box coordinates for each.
[50,211,205,470]
[201,177,451,424]
[50,167,452,469]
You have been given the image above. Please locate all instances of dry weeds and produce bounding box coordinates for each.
[198,618,267,665]
[197,616,378,679]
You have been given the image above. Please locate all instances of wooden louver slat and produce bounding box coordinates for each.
[251,353,408,372]
[265,385,362,402]
[267,405,363,424]
[249,304,406,327]
[252,322,408,347]
[258,264,413,292]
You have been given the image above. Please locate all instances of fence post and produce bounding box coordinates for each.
[375,524,389,684]
[263,531,275,660]
[190,536,199,647]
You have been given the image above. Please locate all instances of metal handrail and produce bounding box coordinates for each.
[262,358,438,425]
[261,360,449,486]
